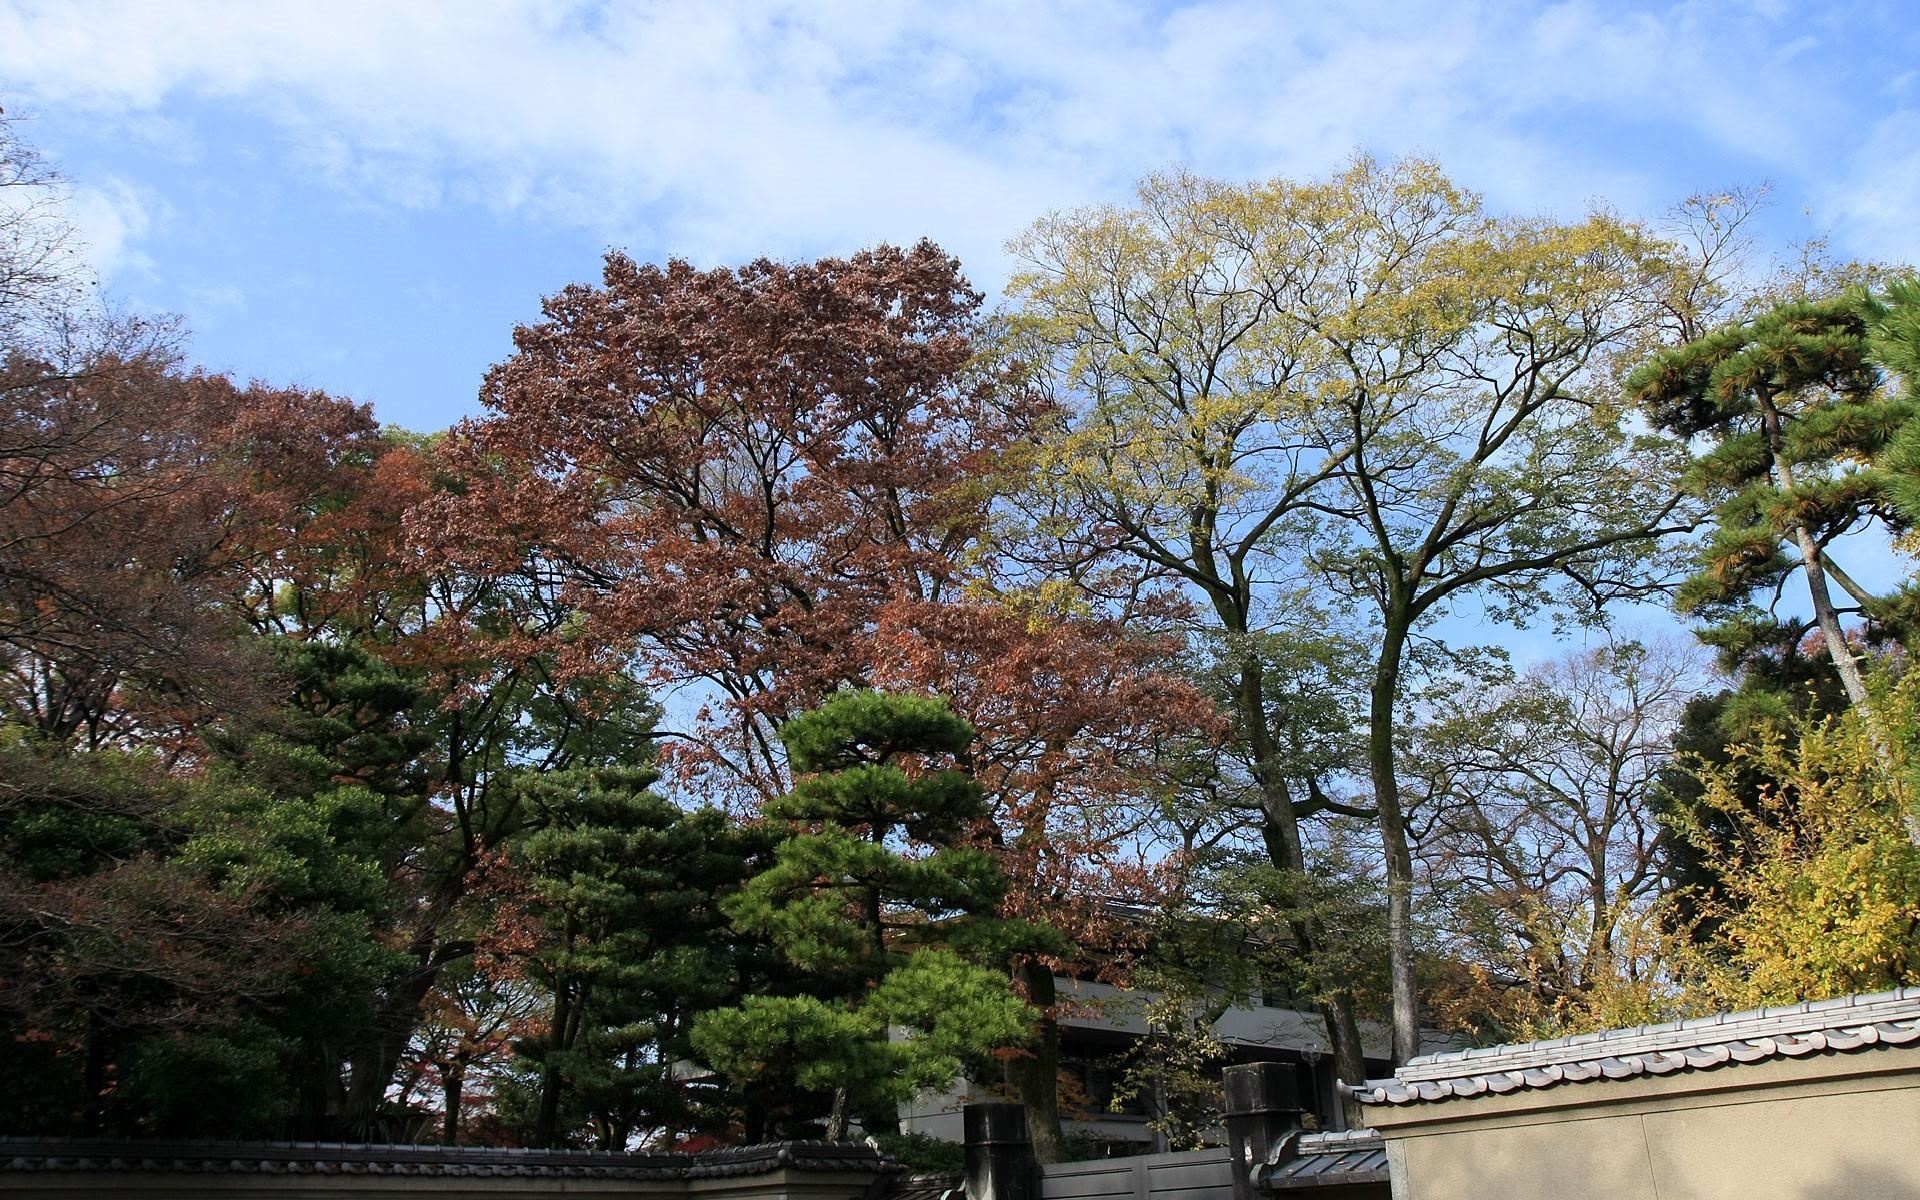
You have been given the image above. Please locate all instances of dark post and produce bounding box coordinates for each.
[964,1101,1035,1200]
[1222,1062,1306,1200]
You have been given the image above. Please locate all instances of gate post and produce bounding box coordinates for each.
[964,1101,1035,1200]
[1222,1062,1306,1200]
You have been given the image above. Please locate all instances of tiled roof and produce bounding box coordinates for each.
[1345,987,1920,1107]
[0,1138,900,1179]
[884,1171,965,1200]
[1258,1129,1388,1191]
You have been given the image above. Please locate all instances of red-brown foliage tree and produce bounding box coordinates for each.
[870,596,1220,1157]
[413,242,1220,1156]
[413,241,1042,794]
[0,341,402,748]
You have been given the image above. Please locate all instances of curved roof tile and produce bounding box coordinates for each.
[1345,987,1920,1107]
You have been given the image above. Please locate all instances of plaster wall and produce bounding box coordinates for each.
[1371,1050,1920,1200]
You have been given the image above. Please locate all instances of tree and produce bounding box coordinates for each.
[0,720,399,1137]
[1004,167,1379,1086]
[692,691,1052,1140]
[1648,618,1858,947]
[0,105,95,349]
[1119,836,1390,1143]
[491,762,777,1148]
[216,424,663,1134]
[867,595,1218,1160]
[416,242,1205,1150]
[0,358,284,746]
[1007,156,1703,1064]
[414,242,1040,799]
[1409,638,1711,1038]
[1866,277,1920,538]
[1627,293,1914,714]
[1663,671,1920,1007]
[392,965,541,1143]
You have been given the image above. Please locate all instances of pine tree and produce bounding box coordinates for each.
[692,691,1056,1140]
[506,764,775,1148]
[1866,277,1920,534]
[1628,295,1916,711]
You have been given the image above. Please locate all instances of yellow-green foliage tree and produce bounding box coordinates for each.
[1005,156,1717,1064]
[1668,674,1920,1008]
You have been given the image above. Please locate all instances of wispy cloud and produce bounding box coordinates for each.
[62,175,158,280]
[0,0,1911,283]
[1823,109,1920,266]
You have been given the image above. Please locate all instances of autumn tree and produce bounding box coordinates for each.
[415,242,1039,798]
[392,965,542,1143]
[867,596,1216,1159]
[206,415,672,1134]
[1007,157,1707,1064]
[1408,638,1712,1038]
[1004,168,1378,1085]
[692,692,1052,1140]
[416,242,1209,1150]
[0,358,280,745]
[1663,671,1920,1007]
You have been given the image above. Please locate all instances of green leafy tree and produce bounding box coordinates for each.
[1866,277,1920,531]
[0,720,399,1137]
[501,762,777,1148]
[692,691,1054,1140]
[1628,294,1916,713]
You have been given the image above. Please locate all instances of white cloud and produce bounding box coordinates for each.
[62,175,157,281]
[1822,109,1920,266]
[0,0,1901,283]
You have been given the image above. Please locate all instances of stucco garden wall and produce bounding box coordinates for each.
[1368,1046,1920,1200]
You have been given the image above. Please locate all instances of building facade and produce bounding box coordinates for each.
[902,973,1396,1151]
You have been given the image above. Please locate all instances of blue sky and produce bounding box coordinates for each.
[3,0,1917,437]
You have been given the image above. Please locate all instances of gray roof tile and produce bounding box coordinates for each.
[0,1138,902,1180]
[1258,1129,1388,1191]
[1345,987,1920,1107]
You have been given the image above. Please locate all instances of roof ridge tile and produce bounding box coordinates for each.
[1346,990,1920,1107]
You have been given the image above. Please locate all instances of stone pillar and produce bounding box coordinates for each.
[964,1101,1035,1200]
[1223,1062,1307,1200]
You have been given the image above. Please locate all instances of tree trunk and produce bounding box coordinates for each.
[441,1061,464,1144]
[826,1087,851,1141]
[1321,991,1369,1128]
[536,921,579,1148]
[1006,959,1065,1163]
[1757,390,1873,713]
[1238,658,1372,1094]
[344,946,456,1135]
[1367,622,1422,1065]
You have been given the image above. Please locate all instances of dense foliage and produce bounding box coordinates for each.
[5,106,1920,1153]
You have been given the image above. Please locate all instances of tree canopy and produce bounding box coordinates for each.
[6,98,1920,1154]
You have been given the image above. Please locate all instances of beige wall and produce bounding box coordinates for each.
[1369,1048,1920,1200]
